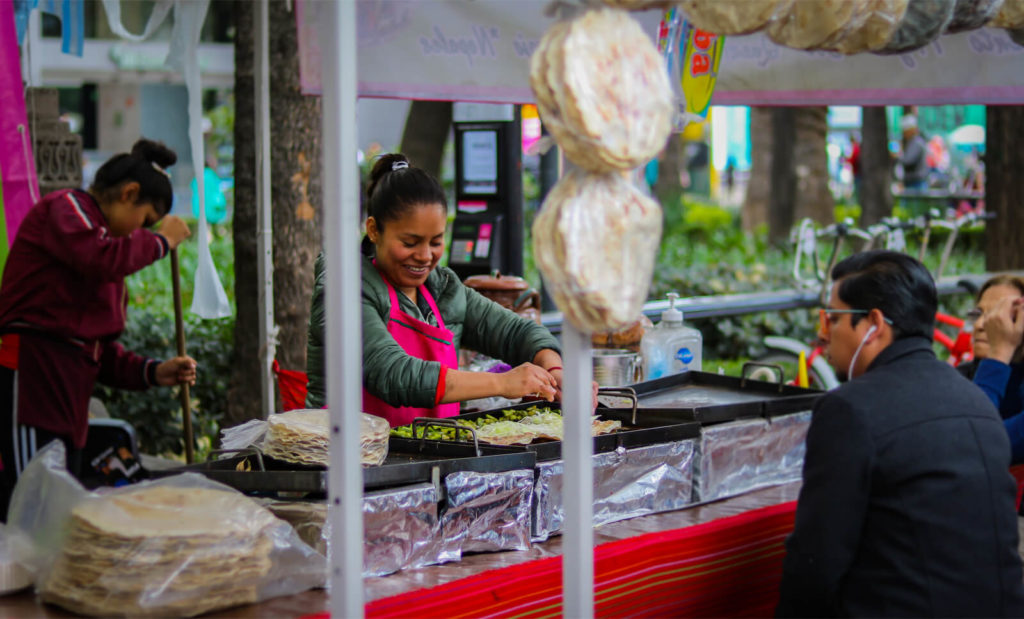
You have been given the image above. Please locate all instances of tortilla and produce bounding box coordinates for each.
[834,0,910,54]
[532,169,662,333]
[876,0,955,54]
[261,409,389,467]
[991,0,1024,27]
[946,0,1004,32]
[680,0,793,35]
[768,0,861,49]
[529,9,673,173]
[38,485,279,617]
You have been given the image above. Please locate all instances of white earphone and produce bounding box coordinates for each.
[849,324,879,380]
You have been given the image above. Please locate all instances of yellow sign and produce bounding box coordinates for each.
[681,25,724,119]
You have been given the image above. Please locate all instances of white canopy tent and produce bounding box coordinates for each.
[282,2,1024,617]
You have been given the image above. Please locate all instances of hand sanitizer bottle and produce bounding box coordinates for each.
[641,292,703,380]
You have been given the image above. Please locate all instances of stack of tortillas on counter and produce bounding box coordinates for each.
[39,486,278,617]
[262,409,389,467]
[666,0,1022,53]
[530,7,670,333]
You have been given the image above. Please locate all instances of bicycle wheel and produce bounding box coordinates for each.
[753,352,832,391]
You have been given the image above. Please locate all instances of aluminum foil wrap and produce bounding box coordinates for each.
[441,469,534,554]
[694,411,812,503]
[265,482,459,578]
[532,440,697,541]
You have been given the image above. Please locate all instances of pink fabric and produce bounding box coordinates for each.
[0,1,40,246]
[362,278,460,427]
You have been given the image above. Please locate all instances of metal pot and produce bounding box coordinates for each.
[592,348,642,387]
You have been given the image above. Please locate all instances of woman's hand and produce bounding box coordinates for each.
[984,296,1024,364]
[548,368,599,410]
[156,356,197,387]
[499,363,558,401]
[159,216,191,250]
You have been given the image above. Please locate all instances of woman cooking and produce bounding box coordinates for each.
[306,153,581,426]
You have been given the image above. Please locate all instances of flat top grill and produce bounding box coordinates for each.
[391,402,702,462]
[599,369,823,425]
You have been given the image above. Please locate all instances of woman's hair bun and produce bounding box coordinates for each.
[367,153,411,199]
[130,138,177,169]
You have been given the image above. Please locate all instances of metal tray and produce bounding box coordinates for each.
[390,402,702,462]
[151,444,536,495]
[599,366,823,425]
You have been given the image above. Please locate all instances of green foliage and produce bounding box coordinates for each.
[93,313,233,460]
[94,223,235,459]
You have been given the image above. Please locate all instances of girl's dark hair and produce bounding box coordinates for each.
[361,153,447,256]
[90,138,177,216]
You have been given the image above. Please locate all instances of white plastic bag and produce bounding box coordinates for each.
[8,442,325,617]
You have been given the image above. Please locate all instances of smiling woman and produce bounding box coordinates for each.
[306,154,583,428]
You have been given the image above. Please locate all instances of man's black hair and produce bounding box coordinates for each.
[831,249,936,340]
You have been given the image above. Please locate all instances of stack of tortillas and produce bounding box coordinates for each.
[39,486,278,617]
[529,7,667,334]
[530,8,673,174]
[533,169,662,333]
[262,409,389,467]
[680,0,793,35]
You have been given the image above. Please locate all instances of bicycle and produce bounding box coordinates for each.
[755,212,990,388]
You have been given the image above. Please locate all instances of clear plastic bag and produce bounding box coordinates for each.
[875,0,956,55]
[679,0,793,36]
[768,0,875,50]
[7,442,325,617]
[946,0,1004,33]
[220,410,389,467]
[832,0,910,54]
[990,0,1024,28]
[532,169,662,333]
[529,8,674,173]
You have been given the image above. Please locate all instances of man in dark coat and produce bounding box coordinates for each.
[777,251,1024,617]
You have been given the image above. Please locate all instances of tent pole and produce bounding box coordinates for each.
[322,1,365,617]
[561,321,594,618]
[254,0,276,420]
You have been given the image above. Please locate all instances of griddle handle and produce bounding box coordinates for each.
[740,362,786,393]
[411,417,482,457]
[208,447,266,472]
[597,387,638,425]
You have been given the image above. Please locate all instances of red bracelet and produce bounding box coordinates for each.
[547,366,562,372]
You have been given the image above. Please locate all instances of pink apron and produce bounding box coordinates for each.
[362,276,460,427]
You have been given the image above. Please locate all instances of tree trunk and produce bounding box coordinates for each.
[768,108,797,243]
[859,106,892,226]
[226,0,260,427]
[742,107,772,232]
[399,101,452,179]
[269,0,323,373]
[985,105,1024,270]
[792,107,833,224]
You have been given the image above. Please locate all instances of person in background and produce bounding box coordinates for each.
[0,139,197,518]
[897,115,929,191]
[777,251,1024,617]
[961,275,1024,462]
[846,133,862,203]
[306,153,592,427]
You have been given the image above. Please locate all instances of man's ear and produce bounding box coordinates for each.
[120,181,141,204]
[867,308,888,340]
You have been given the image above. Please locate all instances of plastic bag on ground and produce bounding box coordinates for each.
[8,441,325,617]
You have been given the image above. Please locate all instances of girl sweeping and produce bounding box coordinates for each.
[0,138,196,517]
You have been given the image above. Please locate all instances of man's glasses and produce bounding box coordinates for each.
[818,308,892,338]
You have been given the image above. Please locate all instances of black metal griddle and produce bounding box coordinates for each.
[151,442,536,496]
[389,400,702,462]
[598,365,823,426]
